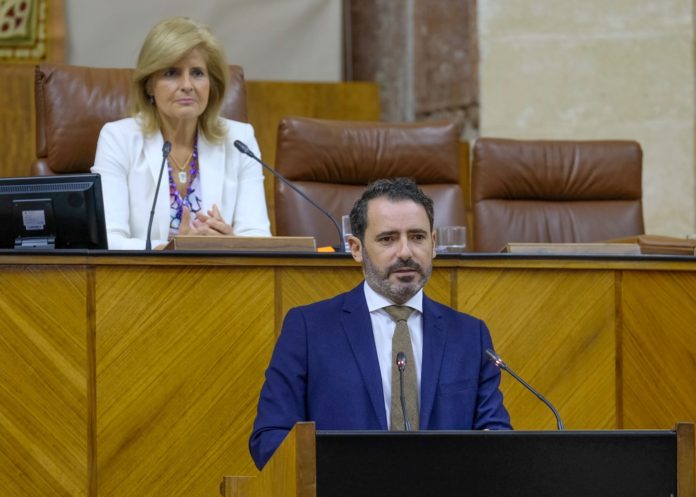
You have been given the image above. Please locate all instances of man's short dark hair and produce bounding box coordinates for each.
[350,177,434,241]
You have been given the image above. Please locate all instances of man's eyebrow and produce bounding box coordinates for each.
[374,230,399,238]
[374,228,428,237]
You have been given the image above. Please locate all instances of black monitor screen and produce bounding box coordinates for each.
[0,173,107,250]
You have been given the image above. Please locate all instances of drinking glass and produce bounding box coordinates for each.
[435,226,467,254]
[341,215,352,252]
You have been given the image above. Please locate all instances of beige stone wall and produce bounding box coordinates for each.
[65,0,342,81]
[478,0,696,236]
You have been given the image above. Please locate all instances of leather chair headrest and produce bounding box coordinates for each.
[473,138,642,201]
[275,117,461,183]
[472,137,644,252]
[273,117,467,248]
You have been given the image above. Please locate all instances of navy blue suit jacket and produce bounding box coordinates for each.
[249,282,511,469]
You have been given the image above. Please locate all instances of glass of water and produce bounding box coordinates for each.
[341,215,352,252]
[435,226,467,254]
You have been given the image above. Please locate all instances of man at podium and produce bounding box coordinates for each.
[250,178,511,469]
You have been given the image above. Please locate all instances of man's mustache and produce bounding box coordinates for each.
[388,259,424,276]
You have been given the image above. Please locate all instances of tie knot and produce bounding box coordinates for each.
[384,305,414,323]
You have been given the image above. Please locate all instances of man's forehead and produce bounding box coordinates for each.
[365,197,430,229]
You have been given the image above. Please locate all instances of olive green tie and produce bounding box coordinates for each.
[385,305,419,431]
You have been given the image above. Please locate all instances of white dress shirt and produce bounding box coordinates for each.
[363,282,423,427]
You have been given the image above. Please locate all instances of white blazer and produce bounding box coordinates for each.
[92,117,271,250]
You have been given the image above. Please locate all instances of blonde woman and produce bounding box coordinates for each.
[92,17,270,249]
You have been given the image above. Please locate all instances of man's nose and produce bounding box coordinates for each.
[396,237,413,259]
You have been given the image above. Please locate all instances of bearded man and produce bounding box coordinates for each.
[249,177,511,470]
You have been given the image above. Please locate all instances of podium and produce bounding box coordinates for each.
[222,422,695,497]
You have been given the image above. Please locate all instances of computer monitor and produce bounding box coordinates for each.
[0,173,108,250]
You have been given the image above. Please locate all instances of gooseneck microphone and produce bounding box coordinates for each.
[145,141,172,250]
[485,348,564,430]
[395,351,412,431]
[233,140,345,252]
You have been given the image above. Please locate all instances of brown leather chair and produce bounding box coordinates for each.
[274,116,467,248]
[32,63,248,175]
[471,137,645,252]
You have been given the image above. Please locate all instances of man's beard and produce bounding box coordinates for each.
[362,248,432,304]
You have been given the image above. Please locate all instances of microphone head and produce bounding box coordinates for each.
[396,352,407,372]
[485,348,506,369]
[162,141,172,157]
[233,139,252,157]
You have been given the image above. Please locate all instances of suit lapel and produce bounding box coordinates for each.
[419,294,447,429]
[340,283,389,429]
[197,133,224,213]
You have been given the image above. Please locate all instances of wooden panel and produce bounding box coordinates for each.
[1,255,695,496]
[277,266,364,328]
[622,270,696,493]
[622,270,696,427]
[0,65,36,178]
[256,423,316,497]
[424,267,454,308]
[94,266,275,497]
[457,268,617,430]
[677,422,696,497]
[0,265,89,497]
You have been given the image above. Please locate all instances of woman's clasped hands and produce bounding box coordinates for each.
[179,203,232,236]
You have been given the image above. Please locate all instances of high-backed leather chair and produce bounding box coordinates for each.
[274,116,467,248]
[472,137,645,252]
[32,63,248,175]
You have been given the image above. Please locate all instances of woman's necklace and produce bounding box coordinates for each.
[169,150,194,183]
[168,141,200,228]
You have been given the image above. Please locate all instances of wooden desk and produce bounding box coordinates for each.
[1,252,694,497]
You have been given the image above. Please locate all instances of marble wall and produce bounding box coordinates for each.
[478,0,696,236]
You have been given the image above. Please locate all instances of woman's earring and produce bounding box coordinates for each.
[148,95,155,105]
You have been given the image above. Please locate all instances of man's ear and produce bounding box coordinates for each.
[348,235,363,263]
[431,230,437,258]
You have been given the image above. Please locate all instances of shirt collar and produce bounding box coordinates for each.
[363,280,423,314]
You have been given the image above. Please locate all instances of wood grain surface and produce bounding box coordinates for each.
[0,265,89,496]
[94,266,274,497]
[0,255,694,496]
[622,270,696,428]
[458,268,617,430]
[0,65,35,178]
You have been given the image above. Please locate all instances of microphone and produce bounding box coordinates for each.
[395,351,412,431]
[145,141,172,250]
[233,140,345,252]
[485,348,564,430]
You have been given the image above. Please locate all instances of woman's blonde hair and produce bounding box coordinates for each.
[130,17,229,143]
